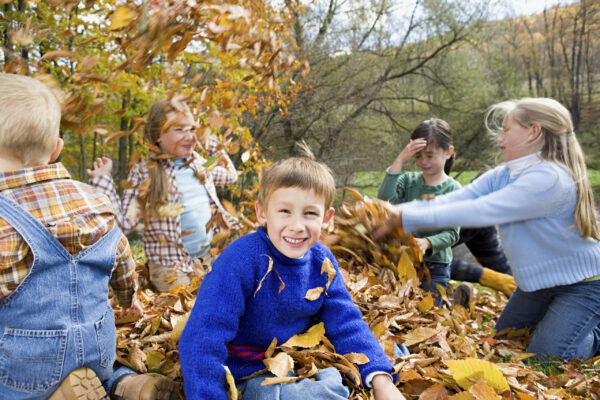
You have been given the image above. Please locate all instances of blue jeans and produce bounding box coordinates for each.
[421,262,450,307]
[237,367,349,399]
[495,280,600,361]
[0,195,134,399]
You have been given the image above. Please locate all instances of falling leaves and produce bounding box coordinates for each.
[157,203,186,218]
[110,6,138,31]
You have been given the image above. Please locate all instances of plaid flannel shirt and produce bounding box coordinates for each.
[90,135,242,273]
[0,163,138,305]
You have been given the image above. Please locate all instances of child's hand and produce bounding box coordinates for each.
[86,156,113,178]
[389,138,427,173]
[120,296,144,318]
[373,208,403,240]
[372,374,406,400]
[415,238,431,255]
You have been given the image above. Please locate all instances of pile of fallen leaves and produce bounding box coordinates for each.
[114,190,600,400]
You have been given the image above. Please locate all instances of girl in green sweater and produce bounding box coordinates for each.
[378,118,461,305]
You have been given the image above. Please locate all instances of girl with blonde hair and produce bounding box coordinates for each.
[376,97,600,361]
[89,98,242,291]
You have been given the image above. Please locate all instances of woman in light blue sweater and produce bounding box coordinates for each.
[375,97,600,361]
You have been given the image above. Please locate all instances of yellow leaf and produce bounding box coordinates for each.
[264,337,277,358]
[515,391,537,400]
[436,283,448,299]
[261,376,301,385]
[282,322,325,348]
[321,257,336,291]
[397,249,417,282]
[371,321,387,338]
[254,255,285,296]
[146,351,164,369]
[344,352,369,365]
[263,352,294,377]
[170,312,189,343]
[110,6,137,31]
[223,365,238,400]
[150,314,162,335]
[401,326,439,346]
[305,287,324,301]
[445,359,510,393]
[417,294,435,313]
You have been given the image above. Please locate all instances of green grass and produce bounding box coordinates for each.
[351,169,600,202]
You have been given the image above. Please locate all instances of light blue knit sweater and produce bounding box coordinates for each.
[401,160,600,291]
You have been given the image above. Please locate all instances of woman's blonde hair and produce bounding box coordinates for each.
[257,143,336,210]
[144,98,193,207]
[485,97,599,240]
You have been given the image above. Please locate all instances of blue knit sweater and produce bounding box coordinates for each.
[179,227,393,400]
[401,160,600,291]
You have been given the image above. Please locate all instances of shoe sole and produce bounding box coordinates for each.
[48,367,108,400]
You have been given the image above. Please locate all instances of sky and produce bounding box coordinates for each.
[500,0,578,17]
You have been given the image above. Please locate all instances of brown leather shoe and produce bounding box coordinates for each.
[111,373,180,400]
[48,367,108,400]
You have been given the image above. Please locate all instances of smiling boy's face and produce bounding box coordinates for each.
[255,186,334,258]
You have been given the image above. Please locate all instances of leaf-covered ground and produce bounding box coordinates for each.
[114,192,600,399]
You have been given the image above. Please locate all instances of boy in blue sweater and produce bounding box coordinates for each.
[179,153,403,399]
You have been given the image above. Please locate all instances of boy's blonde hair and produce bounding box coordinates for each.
[0,74,61,166]
[257,145,336,210]
[485,97,600,240]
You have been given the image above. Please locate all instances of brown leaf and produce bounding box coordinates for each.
[419,383,449,400]
[468,381,501,400]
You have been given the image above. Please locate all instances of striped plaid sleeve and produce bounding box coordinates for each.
[109,234,138,307]
[90,168,142,235]
[205,136,239,186]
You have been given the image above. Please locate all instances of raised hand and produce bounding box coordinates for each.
[86,156,113,178]
[372,208,403,240]
[389,138,427,174]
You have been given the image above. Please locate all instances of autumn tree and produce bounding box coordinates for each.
[1,0,306,204]
[244,0,491,183]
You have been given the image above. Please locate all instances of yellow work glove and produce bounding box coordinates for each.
[479,268,516,297]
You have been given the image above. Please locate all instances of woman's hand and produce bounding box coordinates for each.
[373,208,403,240]
[86,156,113,178]
[389,138,428,174]
[371,374,406,400]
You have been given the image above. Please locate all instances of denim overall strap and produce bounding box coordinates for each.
[0,194,122,399]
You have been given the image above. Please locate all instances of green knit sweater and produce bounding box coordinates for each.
[377,170,461,263]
